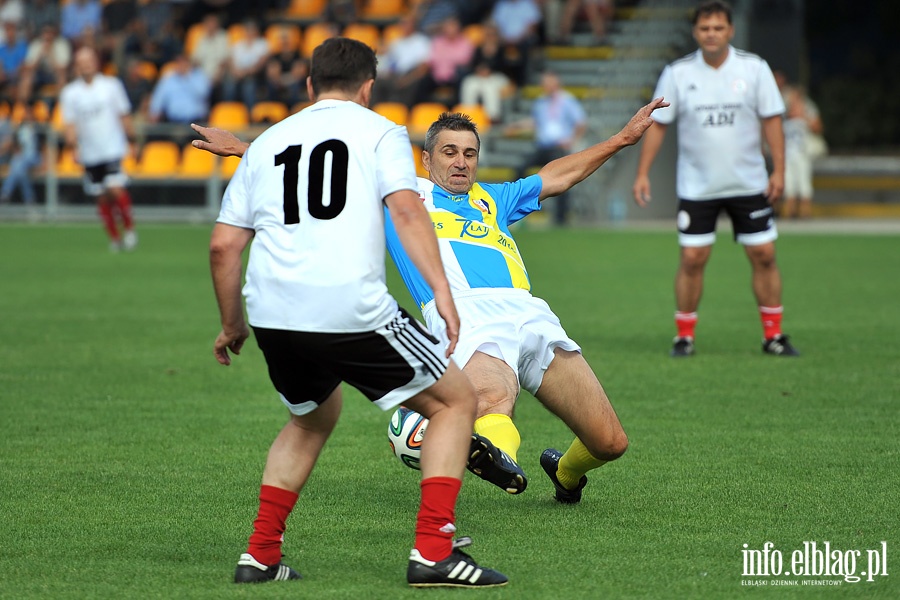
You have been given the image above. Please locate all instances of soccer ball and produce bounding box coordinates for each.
[387,406,429,470]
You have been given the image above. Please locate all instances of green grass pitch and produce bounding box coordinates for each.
[0,223,897,599]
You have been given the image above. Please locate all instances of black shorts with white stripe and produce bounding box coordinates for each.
[253,307,449,412]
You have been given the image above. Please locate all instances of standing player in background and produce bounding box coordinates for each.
[60,46,137,252]
[632,0,799,357]
[210,38,506,588]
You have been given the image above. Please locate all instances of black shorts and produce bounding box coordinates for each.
[677,194,778,247]
[83,161,127,196]
[252,307,449,415]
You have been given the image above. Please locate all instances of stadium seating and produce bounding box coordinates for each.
[220,155,242,178]
[301,22,336,58]
[463,24,485,46]
[134,61,158,81]
[32,101,51,123]
[184,22,205,56]
[408,102,448,137]
[227,23,247,44]
[341,23,380,51]
[178,144,216,178]
[381,22,404,48]
[451,103,491,132]
[265,23,302,52]
[372,102,409,126]
[362,0,407,21]
[56,149,83,176]
[251,101,290,124]
[287,0,327,19]
[209,101,250,130]
[136,141,180,176]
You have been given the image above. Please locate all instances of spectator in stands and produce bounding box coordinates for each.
[189,12,230,99]
[137,0,173,41]
[17,24,71,102]
[416,16,474,106]
[122,16,182,70]
[121,57,154,120]
[0,0,23,32]
[506,70,587,225]
[0,103,40,206]
[23,0,59,39]
[148,53,211,125]
[374,12,432,108]
[416,0,462,35]
[0,20,27,96]
[559,0,614,45]
[459,23,514,123]
[223,19,270,109]
[61,0,102,43]
[324,0,363,29]
[101,0,135,70]
[489,0,542,87]
[260,29,308,108]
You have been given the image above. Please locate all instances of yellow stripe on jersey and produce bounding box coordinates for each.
[430,184,530,290]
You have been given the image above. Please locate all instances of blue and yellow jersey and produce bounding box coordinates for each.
[385,175,543,308]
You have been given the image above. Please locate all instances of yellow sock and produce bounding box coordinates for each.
[473,414,521,461]
[557,438,606,490]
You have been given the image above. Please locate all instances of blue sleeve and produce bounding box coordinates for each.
[481,175,543,226]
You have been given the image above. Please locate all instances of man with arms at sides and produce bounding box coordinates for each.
[194,89,668,506]
[210,38,506,588]
[632,0,798,358]
[60,46,137,252]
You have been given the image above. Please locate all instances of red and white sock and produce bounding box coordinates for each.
[114,189,134,230]
[246,485,299,566]
[759,305,784,340]
[675,311,697,340]
[97,201,119,240]
[414,477,461,562]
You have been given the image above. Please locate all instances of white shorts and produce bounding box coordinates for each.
[423,288,580,395]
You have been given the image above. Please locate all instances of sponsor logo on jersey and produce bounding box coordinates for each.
[474,199,491,214]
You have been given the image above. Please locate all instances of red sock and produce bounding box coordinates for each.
[246,485,299,566]
[675,311,697,339]
[759,305,783,340]
[114,189,134,230]
[97,201,119,240]
[414,477,462,562]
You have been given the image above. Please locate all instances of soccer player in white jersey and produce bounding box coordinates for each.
[194,94,668,505]
[209,38,506,588]
[60,47,137,253]
[632,0,799,358]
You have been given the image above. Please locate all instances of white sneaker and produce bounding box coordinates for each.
[123,230,138,251]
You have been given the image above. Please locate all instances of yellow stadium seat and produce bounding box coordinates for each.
[381,23,404,48]
[220,155,242,178]
[287,0,326,18]
[137,141,180,176]
[121,147,139,175]
[134,61,158,81]
[179,144,216,177]
[251,101,289,124]
[227,23,247,45]
[0,101,8,119]
[209,101,250,130]
[463,24,485,47]
[57,149,83,176]
[342,23,380,51]
[411,144,428,178]
[301,22,337,58]
[32,101,51,123]
[50,102,64,131]
[372,102,409,126]
[184,22,205,56]
[362,0,406,20]
[266,24,302,52]
[451,103,491,133]
[408,102,448,136]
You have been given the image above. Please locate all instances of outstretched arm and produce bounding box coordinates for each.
[191,123,249,157]
[384,189,460,358]
[537,97,669,201]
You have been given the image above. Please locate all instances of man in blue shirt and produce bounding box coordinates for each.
[192,94,668,504]
[148,54,211,125]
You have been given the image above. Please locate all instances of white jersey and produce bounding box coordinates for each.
[217,99,418,333]
[652,47,784,200]
[59,74,131,167]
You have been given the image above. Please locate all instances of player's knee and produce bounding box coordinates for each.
[586,429,629,461]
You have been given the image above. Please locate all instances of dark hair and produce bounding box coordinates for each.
[423,113,481,155]
[309,37,377,96]
[692,0,732,24]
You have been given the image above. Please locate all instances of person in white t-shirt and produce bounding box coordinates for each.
[60,46,137,252]
[210,37,507,589]
[632,0,799,358]
[222,19,271,109]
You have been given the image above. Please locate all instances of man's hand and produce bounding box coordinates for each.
[191,123,249,157]
[632,174,652,207]
[619,97,670,146]
[213,324,250,366]
[765,172,784,205]
[432,288,460,358]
